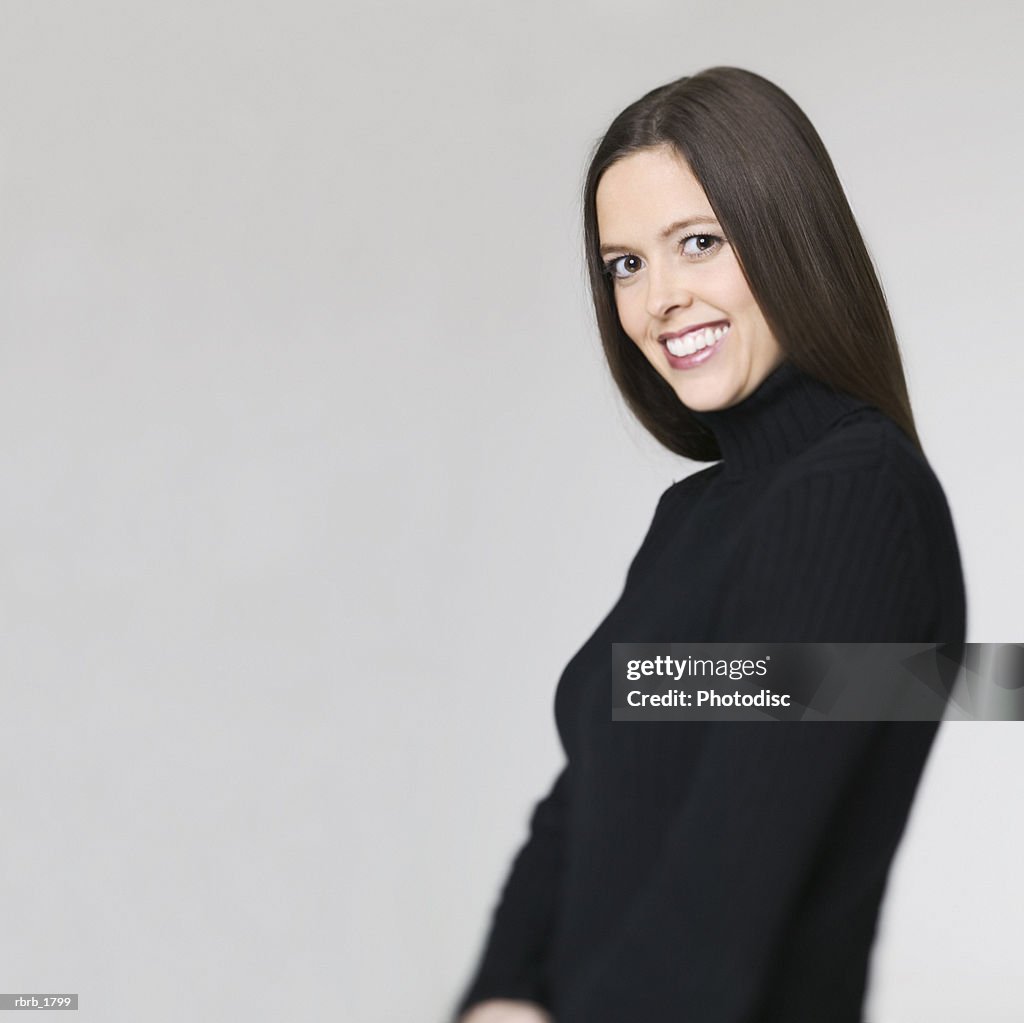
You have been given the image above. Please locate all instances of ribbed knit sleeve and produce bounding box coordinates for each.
[554,428,964,1023]
[453,479,708,1020]
[453,764,570,1018]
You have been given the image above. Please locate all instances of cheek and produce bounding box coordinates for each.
[616,292,646,346]
[715,257,756,315]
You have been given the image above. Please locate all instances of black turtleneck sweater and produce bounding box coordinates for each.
[454,361,966,1023]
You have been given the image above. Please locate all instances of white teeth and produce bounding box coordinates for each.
[665,323,729,358]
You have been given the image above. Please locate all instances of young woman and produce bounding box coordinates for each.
[453,66,966,1023]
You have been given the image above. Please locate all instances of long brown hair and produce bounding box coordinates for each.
[582,66,920,460]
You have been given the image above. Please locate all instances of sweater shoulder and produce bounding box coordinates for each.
[736,409,965,643]
[652,461,723,519]
[663,460,724,497]
[768,408,964,596]
[778,407,947,509]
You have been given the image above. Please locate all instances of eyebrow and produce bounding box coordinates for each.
[599,214,721,257]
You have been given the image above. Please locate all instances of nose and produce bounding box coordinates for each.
[644,262,694,319]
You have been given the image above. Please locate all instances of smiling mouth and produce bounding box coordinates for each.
[662,322,731,357]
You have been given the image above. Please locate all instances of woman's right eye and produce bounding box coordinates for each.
[603,254,643,280]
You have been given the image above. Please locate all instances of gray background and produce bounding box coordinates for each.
[1,2,1020,1021]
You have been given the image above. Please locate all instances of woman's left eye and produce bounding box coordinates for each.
[680,233,723,257]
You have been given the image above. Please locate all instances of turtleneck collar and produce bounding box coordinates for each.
[690,360,873,479]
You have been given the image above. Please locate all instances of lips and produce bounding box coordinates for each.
[661,322,731,368]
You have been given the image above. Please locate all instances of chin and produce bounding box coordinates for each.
[670,378,740,413]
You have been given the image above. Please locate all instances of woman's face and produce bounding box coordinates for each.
[595,144,783,412]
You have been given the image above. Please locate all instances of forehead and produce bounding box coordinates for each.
[596,146,715,237]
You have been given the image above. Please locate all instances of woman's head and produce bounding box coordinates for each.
[583,66,919,459]
[596,145,785,415]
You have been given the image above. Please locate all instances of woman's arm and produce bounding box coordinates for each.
[453,764,570,1020]
[454,475,708,1020]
